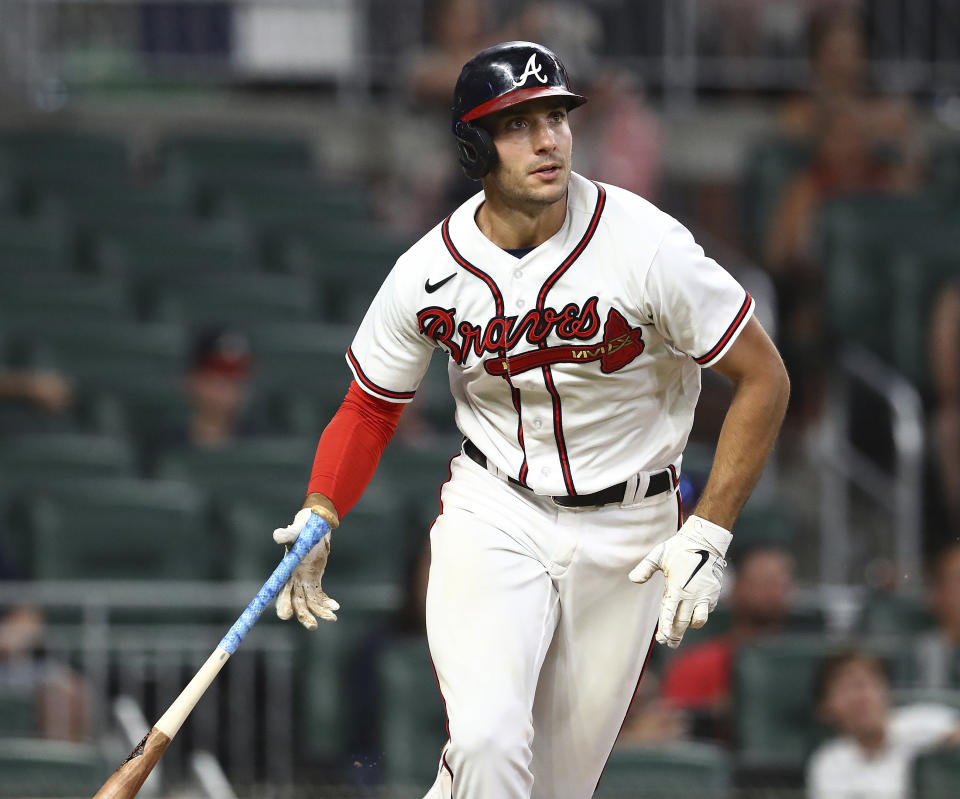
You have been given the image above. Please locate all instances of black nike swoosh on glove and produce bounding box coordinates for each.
[682,550,711,589]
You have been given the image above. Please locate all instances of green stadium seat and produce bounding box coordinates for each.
[0,433,138,566]
[23,477,212,580]
[929,141,960,206]
[596,741,732,799]
[92,221,256,276]
[0,387,127,440]
[0,433,135,483]
[149,273,316,325]
[160,133,313,178]
[377,636,447,786]
[0,176,17,215]
[373,436,464,529]
[295,597,399,765]
[39,180,195,232]
[0,129,129,179]
[733,636,918,770]
[278,227,413,321]
[733,637,834,770]
[155,437,316,507]
[0,274,134,327]
[211,176,372,229]
[0,218,75,271]
[887,235,960,391]
[0,686,37,737]
[730,502,795,554]
[913,746,960,799]
[856,591,936,636]
[222,485,407,586]
[244,322,355,396]
[817,193,951,366]
[0,738,111,798]
[18,321,187,410]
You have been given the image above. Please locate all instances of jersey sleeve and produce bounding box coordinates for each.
[346,263,436,403]
[889,704,960,752]
[642,221,755,367]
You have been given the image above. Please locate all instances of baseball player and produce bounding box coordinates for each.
[272,41,790,799]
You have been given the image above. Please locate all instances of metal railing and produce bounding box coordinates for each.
[818,345,925,587]
[0,580,399,790]
[2,0,960,110]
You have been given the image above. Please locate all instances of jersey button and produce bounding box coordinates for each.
[516,299,525,309]
[513,269,522,279]
[533,419,543,429]
[541,466,551,477]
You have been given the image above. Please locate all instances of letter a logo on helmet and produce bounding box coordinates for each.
[451,41,587,180]
[512,54,548,87]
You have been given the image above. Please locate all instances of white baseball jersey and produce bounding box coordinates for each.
[346,171,754,496]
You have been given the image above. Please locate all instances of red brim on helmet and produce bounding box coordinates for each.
[460,86,587,123]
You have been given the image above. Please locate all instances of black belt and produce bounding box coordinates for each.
[462,439,673,508]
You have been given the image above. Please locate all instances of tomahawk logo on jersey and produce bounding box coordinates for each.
[346,173,755,497]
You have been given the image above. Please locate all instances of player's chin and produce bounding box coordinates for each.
[524,171,569,203]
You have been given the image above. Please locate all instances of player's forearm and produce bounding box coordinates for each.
[693,365,790,530]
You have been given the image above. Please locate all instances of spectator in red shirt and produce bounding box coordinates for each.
[661,543,795,740]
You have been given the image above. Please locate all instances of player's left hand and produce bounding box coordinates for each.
[629,515,732,649]
[274,507,340,630]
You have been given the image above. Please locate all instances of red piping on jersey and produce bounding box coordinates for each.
[346,346,416,401]
[535,182,607,495]
[694,291,753,365]
[594,631,657,795]
[441,215,529,485]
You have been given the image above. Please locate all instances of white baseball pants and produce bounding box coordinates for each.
[421,451,677,799]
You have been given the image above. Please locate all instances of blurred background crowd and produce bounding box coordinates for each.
[2,0,960,797]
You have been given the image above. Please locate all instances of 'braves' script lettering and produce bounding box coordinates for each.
[417,296,601,365]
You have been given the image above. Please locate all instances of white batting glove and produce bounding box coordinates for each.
[273,508,340,630]
[629,515,732,649]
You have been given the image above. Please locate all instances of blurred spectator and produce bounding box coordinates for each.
[0,546,87,740]
[763,105,914,426]
[0,371,73,414]
[0,370,74,435]
[660,544,795,741]
[780,6,920,174]
[929,285,960,533]
[916,541,960,688]
[181,326,256,449]
[807,649,960,799]
[572,70,662,202]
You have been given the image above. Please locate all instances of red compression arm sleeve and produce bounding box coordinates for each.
[307,380,405,518]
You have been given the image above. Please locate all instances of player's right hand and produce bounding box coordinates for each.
[274,506,340,630]
[629,515,732,649]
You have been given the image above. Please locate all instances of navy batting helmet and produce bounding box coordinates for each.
[452,41,587,180]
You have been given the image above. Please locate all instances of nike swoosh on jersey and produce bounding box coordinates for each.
[682,550,711,589]
[425,273,457,293]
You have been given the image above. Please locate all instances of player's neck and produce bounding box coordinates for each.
[475,189,567,250]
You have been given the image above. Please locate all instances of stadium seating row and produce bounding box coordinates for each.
[3,628,959,796]
[0,434,460,584]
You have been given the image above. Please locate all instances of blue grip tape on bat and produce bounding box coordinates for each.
[218,512,330,654]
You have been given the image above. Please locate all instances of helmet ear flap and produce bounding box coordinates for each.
[453,120,496,180]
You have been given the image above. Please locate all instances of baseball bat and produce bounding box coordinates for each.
[92,512,331,799]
